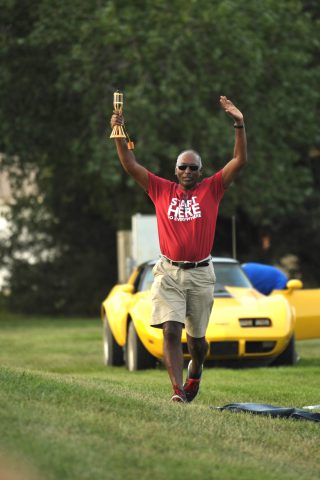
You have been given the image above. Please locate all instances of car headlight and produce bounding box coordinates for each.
[239,318,271,327]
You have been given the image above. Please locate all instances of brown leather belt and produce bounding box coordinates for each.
[163,256,210,269]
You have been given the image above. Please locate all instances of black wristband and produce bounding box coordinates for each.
[234,124,244,128]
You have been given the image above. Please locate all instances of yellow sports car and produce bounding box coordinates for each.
[101,258,320,370]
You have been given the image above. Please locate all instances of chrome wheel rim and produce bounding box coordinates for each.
[103,320,109,364]
[127,333,134,371]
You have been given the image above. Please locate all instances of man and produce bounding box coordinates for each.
[110,96,247,403]
[242,262,288,295]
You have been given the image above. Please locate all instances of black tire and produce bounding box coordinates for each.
[126,321,157,371]
[272,335,298,366]
[102,313,124,366]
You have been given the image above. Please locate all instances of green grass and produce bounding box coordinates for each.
[0,315,319,480]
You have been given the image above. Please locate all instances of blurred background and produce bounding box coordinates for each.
[0,0,319,316]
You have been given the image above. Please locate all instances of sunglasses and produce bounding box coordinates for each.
[177,164,200,171]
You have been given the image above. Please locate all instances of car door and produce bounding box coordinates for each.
[274,287,320,340]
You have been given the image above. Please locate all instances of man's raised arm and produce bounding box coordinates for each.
[110,113,149,190]
[219,96,247,189]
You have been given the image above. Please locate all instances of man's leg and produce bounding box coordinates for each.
[183,335,208,402]
[186,334,208,377]
[162,321,184,392]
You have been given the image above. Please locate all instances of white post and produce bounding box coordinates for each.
[232,215,237,259]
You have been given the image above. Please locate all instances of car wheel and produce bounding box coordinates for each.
[272,335,298,366]
[103,313,124,366]
[126,321,157,371]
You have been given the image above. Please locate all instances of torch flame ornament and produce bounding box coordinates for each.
[110,91,125,139]
[110,91,134,149]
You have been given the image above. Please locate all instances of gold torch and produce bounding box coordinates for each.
[110,91,134,150]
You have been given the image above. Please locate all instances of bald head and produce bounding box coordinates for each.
[176,150,202,169]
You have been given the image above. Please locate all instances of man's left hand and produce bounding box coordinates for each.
[219,96,244,124]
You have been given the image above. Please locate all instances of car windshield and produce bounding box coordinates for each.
[138,266,155,291]
[214,263,252,293]
[138,261,252,293]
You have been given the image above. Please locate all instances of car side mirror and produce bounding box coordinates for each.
[286,279,303,291]
[120,284,135,294]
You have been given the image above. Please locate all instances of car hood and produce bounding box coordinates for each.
[223,286,264,302]
[213,286,287,313]
[207,287,292,335]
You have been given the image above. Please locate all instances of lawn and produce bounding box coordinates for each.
[0,314,319,480]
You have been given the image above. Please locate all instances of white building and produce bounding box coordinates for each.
[0,161,11,291]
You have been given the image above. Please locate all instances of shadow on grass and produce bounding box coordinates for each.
[297,358,320,368]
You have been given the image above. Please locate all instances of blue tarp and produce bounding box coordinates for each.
[242,263,288,295]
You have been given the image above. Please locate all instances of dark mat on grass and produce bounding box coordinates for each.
[210,403,320,422]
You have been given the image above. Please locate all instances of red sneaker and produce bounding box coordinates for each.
[183,361,203,402]
[171,385,187,403]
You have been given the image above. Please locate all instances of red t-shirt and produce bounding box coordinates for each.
[147,170,225,261]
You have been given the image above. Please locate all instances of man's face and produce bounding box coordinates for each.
[175,152,202,190]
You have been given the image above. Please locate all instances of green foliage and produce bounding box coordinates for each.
[0,0,319,313]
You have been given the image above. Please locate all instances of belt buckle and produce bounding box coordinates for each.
[184,262,195,269]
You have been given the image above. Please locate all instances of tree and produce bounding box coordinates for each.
[0,0,319,314]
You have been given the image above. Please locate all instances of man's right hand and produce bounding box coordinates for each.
[109,111,149,190]
[110,112,124,129]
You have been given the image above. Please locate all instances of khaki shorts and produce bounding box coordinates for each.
[150,258,216,338]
